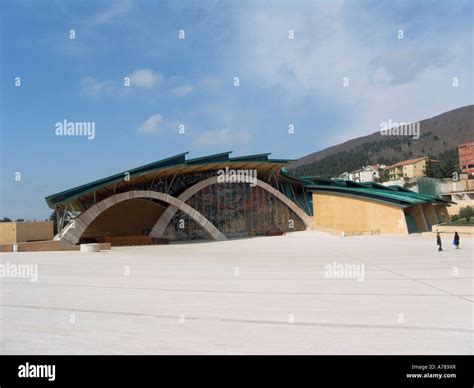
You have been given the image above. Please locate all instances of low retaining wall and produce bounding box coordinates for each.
[431,224,474,235]
[0,221,54,244]
[0,240,111,252]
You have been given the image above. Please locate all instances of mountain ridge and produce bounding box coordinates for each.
[290,105,474,177]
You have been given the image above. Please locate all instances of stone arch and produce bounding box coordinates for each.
[149,176,313,238]
[59,190,226,245]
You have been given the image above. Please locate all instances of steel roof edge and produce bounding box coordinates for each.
[45,152,292,208]
[230,153,271,161]
[384,185,454,204]
[307,185,431,206]
[280,168,315,183]
[309,180,451,205]
[186,151,233,164]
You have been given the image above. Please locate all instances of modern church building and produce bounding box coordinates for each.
[45,152,452,245]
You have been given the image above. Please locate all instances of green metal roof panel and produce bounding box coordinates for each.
[307,179,452,205]
[369,183,452,204]
[359,182,453,204]
[280,169,320,184]
[186,151,232,165]
[230,153,271,162]
[268,158,297,163]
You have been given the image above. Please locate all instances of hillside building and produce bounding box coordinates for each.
[348,165,385,183]
[386,156,428,181]
[458,141,474,174]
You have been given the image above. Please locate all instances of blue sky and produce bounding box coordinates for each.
[1,0,472,219]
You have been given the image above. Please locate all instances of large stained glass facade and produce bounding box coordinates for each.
[163,182,306,240]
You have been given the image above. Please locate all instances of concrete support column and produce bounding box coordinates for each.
[419,205,429,231]
[397,208,409,234]
[423,204,439,229]
[435,205,450,223]
[409,205,429,232]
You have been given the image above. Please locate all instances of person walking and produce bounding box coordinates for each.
[453,231,460,249]
[436,232,442,251]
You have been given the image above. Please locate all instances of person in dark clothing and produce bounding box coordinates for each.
[436,232,442,251]
[453,232,460,249]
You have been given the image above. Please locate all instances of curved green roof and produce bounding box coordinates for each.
[46,152,452,211]
[45,152,293,208]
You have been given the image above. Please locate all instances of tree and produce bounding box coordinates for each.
[425,160,443,179]
[459,206,473,223]
[1,217,12,222]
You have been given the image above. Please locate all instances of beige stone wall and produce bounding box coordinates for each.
[16,222,53,242]
[82,198,166,238]
[312,193,407,235]
[446,199,474,216]
[0,222,53,244]
[0,223,17,244]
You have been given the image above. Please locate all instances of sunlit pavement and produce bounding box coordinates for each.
[1,231,472,354]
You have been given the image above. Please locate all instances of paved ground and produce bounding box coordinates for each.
[0,231,472,354]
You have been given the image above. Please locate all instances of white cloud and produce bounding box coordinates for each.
[130,69,163,89]
[171,83,195,97]
[80,69,163,97]
[137,114,164,134]
[192,128,252,148]
[137,114,180,135]
[80,76,113,96]
[89,0,133,26]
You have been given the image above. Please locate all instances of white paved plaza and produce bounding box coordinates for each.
[0,231,472,354]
